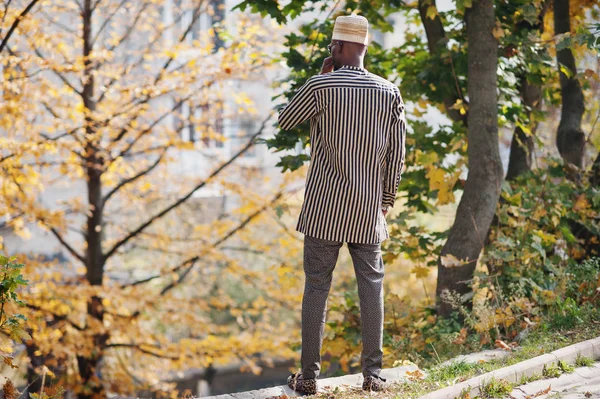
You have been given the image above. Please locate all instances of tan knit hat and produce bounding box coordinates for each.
[332,13,369,45]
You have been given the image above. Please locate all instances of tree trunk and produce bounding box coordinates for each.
[79,1,108,397]
[436,0,503,317]
[505,77,542,180]
[417,0,468,126]
[591,152,600,186]
[25,328,60,396]
[26,340,46,395]
[553,0,585,168]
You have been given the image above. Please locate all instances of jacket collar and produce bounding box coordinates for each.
[339,65,368,74]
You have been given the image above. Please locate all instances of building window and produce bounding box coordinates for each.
[174,100,192,142]
[176,101,223,149]
[171,0,226,49]
[211,0,226,51]
[237,118,258,158]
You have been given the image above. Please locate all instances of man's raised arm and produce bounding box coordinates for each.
[278,77,318,131]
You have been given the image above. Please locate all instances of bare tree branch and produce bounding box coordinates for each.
[155,0,205,84]
[109,90,199,156]
[102,149,166,206]
[158,259,197,295]
[119,145,171,157]
[40,9,78,35]
[73,0,84,14]
[105,343,181,360]
[90,0,127,47]
[0,0,40,54]
[96,10,193,103]
[49,227,85,263]
[0,0,15,33]
[91,0,104,12]
[121,187,283,290]
[26,304,85,331]
[0,211,24,229]
[108,0,206,144]
[0,153,16,164]
[125,257,196,288]
[90,2,148,101]
[97,1,149,51]
[31,47,83,96]
[157,189,285,297]
[103,114,271,262]
[156,195,281,297]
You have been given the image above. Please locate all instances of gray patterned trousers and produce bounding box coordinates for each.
[300,234,385,380]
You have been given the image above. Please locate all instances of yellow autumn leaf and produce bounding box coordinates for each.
[3,356,18,369]
[426,166,457,205]
[411,265,430,279]
[573,194,589,211]
[437,185,455,205]
[416,150,439,166]
[426,5,437,20]
[427,166,445,188]
[324,337,348,358]
[383,252,400,263]
[492,25,505,39]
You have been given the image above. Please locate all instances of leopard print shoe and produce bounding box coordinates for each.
[287,372,318,395]
[362,374,388,392]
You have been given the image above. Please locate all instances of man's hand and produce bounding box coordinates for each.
[320,57,334,74]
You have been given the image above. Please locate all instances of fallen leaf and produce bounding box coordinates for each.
[441,254,467,268]
[495,339,512,351]
[406,369,425,381]
[528,385,552,398]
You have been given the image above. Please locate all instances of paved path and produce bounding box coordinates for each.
[510,362,600,399]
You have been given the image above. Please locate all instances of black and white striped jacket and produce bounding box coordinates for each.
[278,65,407,244]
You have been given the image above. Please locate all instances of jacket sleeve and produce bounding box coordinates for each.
[382,91,407,209]
[278,77,318,131]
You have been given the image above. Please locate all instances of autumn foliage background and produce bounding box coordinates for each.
[1,0,600,398]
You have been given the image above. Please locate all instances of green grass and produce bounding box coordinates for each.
[543,360,575,378]
[543,363,562,378]
[575,354,595,367]
[558,360,575,373]
[479,378,513,398]
[427,361,479,382]
[518,373,541,385]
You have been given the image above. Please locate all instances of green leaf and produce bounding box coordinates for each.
[556,36,573,52]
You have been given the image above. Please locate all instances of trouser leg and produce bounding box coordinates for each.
[301,234,343,379]
[347,240,385,378]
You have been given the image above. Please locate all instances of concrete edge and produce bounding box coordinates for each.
[419,336,600,399]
